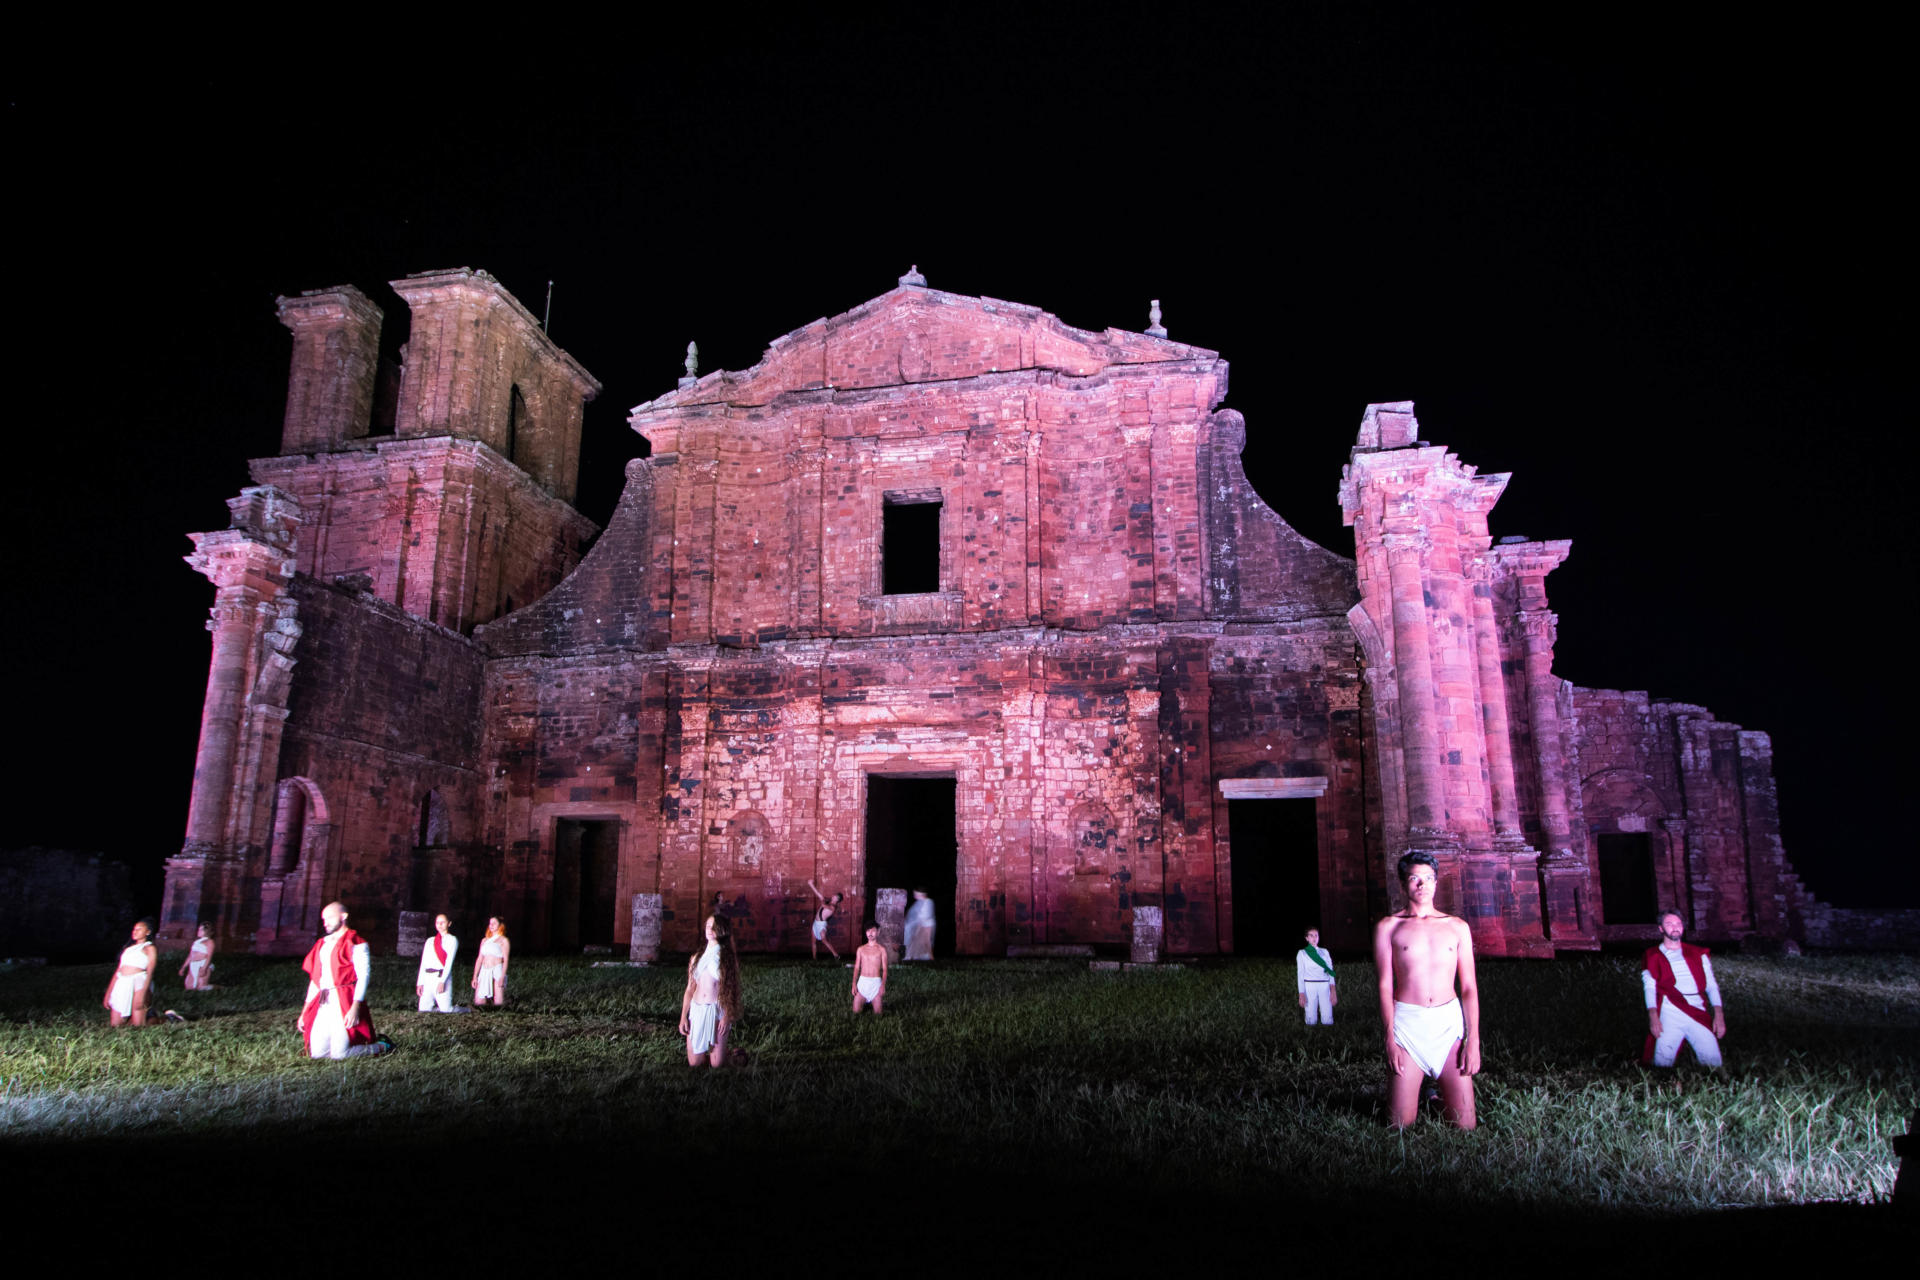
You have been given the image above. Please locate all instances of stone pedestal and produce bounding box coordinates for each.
[630,893,663,963]
[1130,905,1163,964]
[397,910,432,959]
[875,888,908,960]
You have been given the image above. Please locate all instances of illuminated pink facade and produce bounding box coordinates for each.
[162,271,1821,957]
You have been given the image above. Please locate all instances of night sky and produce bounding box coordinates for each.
[7,10,1908,910]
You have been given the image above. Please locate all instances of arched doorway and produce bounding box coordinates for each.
[258,777,332,954]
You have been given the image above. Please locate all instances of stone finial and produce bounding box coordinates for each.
[1145,299,1167,338]
[899,264,927,288]
[679,341,699,389]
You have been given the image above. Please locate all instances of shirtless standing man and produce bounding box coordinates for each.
[1373,851,1480,1129]
[850,923,888,1015]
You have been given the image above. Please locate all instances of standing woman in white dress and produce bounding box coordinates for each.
[472,917,510,1008]
[103,918,158,1027]
[904,888,936,961]
[179,922,216,991]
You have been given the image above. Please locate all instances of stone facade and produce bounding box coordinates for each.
[164,271,1834,957]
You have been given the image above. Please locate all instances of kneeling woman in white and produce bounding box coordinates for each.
[679,914,742,1068]
[179,922,215,991]
[416,914,459,1011]
[103,918,158,1027]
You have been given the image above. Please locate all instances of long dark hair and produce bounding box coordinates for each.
[710,915,742,1021]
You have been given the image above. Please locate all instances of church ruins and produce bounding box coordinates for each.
[162,267,1819,959]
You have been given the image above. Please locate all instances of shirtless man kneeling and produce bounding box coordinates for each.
[1374,851,1480,1129]
[850,923,888,1015]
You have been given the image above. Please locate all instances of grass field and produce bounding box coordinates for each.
[3,950,1912,1266]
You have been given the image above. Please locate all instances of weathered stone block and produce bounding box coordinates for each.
[630,893,663,963]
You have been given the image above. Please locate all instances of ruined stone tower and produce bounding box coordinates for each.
[163,270,600,949]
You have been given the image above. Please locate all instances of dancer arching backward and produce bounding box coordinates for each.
[1374,852,1480,1129]
[680,914,742,1067]
[807,879,845,960]
[180,922,216,991]
[103,918,158,1027]
[472,917,510,1008]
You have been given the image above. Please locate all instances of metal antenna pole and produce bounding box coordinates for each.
[543,280,554,332]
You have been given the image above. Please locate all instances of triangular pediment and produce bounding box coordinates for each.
[638,285,1211,410]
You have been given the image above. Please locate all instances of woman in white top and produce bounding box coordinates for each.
[103,918,158,1027]
[471,917,511,1007]
[179,922,215,991]
[679,914,741,1068]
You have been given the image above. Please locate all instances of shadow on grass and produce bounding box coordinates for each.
[2,1118,1903,1270]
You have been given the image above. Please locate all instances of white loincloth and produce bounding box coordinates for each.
[1393,998,1464,1078]
[476,966,503,1000]
[812,918,828,941]
[107,972,147,1017]
[687,1000,721,1054]
[856,976,883,1002]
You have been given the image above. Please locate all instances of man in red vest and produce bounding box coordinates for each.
[298,902,392,1059]
[1642,910,1726,1070]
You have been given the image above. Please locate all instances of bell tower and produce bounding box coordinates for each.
[251,267,601,633]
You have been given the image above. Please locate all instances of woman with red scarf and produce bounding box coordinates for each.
[415,914,459,1011]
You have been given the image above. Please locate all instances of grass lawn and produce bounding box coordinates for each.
[3,950,1912,1267]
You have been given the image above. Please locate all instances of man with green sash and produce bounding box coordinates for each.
[1296,926,1338,1025]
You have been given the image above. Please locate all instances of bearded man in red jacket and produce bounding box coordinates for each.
[298,902,393,1060]
[1642,910,1727,1070]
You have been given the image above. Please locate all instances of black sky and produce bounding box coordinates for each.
[6,8,1909,907]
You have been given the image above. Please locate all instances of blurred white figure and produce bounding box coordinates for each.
[904,889,936,961]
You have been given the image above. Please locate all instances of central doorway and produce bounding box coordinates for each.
[865,775,958,956]
[1227,798,1320,954]
[552,819,620,951]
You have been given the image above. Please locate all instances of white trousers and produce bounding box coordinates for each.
[1652,996,1722,1067]
[418,980,453,1012]
[1301,983,1334,1025]
[308,999,380,1060]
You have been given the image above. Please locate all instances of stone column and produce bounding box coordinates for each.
[1382,532,1450,845]
[168,488,302,946]
[181,590,263,858]
[276,285,383,454]
[1515,610,1574,856]
[1468,554,1526,845]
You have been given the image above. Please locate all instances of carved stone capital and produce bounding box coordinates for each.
[1516,610,1559,649]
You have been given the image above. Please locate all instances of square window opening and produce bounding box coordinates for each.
[882,495,942,595]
